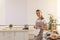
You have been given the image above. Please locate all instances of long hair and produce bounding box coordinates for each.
[41,15,44,20]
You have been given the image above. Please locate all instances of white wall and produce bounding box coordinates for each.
[0,0,5,25]
[27,0,57,25]
[0,0,57,25]
[57,0,60,34]
[5,0,27,25]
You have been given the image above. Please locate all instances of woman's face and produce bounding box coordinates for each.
[36,11,41,18]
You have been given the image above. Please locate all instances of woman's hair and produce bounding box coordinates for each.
[36,9,44,20]
[41,16,44,20]
[36,9,41,12]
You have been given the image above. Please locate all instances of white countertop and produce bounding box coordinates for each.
[0,29,28,32]
[0,27,28,32]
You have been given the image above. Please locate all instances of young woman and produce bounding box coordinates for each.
[34,9,48,40]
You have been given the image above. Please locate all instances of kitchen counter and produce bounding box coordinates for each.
[0,29,28,32]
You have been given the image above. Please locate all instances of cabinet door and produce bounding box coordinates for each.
[15,31,25,40]
[24,31,29,40]
[3,31,14,40]
[0,32,4,40]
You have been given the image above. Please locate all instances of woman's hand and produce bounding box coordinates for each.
[34,25,40,29]
[34,25,37,29]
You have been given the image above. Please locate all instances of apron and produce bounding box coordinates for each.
[34,29,43,40]
[34,19,46,40]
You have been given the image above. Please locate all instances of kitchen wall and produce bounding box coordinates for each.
[0,0,5,25]
[0,0,57,25]
[57,0,60,34]
[5,0,27,25]
[27,0,57,25]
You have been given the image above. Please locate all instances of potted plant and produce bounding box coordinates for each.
[9,24,13,29]
[48,14,57,30]
[49,15,54,30]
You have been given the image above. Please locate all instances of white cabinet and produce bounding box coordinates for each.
[0,32,4,40]
[15,32,25,40]
[0,30,28,40]
[24,32,29,40]
[14,31,28,40]
[3,31,14,40]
